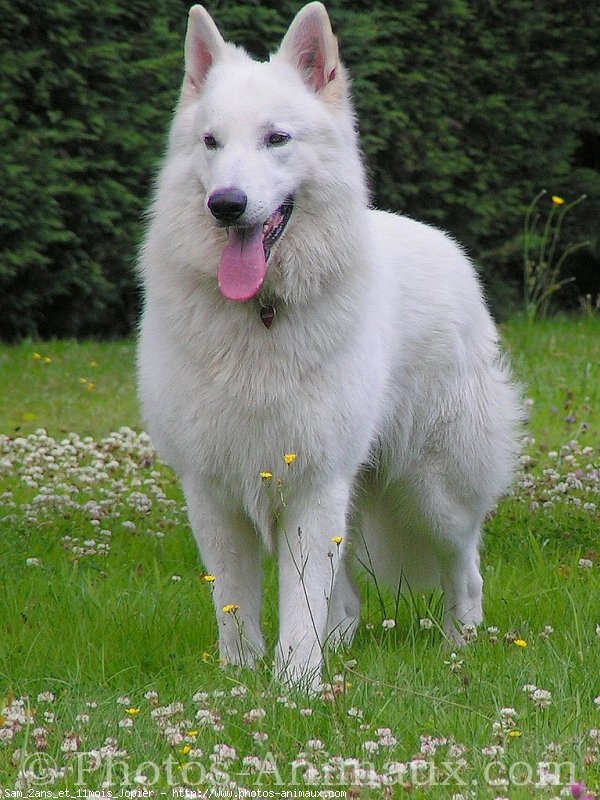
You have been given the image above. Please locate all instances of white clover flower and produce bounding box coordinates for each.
[62,734,81,752]
[304,767,320,783]
[307,739,325,751]
[362,740,379,754]
[212,743,237,762]
[386,762,408,778]
[481,745,505,757]
[531,688,552,708]
[382,618,396,630]
[243,708,266,724]
[462,623,478,642]
[444,652,464,672]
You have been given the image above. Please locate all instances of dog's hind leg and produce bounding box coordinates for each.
[182,475,265,667]
[408,474,485,644]
[438,540,483,643]
[325,554,361,649]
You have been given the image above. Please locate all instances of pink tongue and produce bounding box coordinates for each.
[218,225,266,302]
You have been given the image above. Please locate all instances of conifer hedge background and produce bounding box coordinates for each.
[1,0,598,339]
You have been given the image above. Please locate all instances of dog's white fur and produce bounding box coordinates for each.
[138,2,521,685]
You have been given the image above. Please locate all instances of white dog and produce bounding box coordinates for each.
[137,2,521,685]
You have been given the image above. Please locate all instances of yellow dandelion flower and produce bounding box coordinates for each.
[43,357,52,364]
[125,707,140,715]
[260,471,273,480]
[201,651,212,663]
[86,382,95,391]
[187,730,199,738]
[32,352,42,360]
[222,603,240,614]
[202,574,216,583]
[552,195,565,205]
[508,729,522,738]
[331,536,344,545]
[89,360,98,367]
[79,377,88,384]
[283,452,297,465]
[514,639,527,648]
[181,744,192,755]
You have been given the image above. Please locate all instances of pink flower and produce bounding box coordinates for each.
[571,782,594,799]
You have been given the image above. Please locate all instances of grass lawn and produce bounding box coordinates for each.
[0,317,599,796]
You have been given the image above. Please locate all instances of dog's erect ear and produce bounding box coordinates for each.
[278,2,339,93]
[184,5,226,93]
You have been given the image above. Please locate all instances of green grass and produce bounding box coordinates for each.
[0,340,141,437]
[1,317,599,796]
[503,315,600,449]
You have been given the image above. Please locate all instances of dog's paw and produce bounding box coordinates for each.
[274,647,323,693]
[274,662,322,694]
[443,619,480,647]
[219,639,265,670]
[325,615,359,650]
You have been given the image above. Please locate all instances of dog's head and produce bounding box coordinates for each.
[168,3,366,304]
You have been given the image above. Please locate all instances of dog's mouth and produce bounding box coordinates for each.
[217,197,294,302]
[262,196,294,262]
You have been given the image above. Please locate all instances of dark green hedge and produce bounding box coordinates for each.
[1,0,598,338]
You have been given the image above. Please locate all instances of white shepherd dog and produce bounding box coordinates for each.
[138,2,521,686]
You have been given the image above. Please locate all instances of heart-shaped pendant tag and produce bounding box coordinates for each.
[260,306,275,329]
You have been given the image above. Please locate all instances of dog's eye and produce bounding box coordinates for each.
[267,132,291,147]
[204,134,218,150]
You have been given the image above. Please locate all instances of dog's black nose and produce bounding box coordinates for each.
[207,188,248,223]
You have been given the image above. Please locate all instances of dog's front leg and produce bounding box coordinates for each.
[182,475,265,668]
[276,479,351,688]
